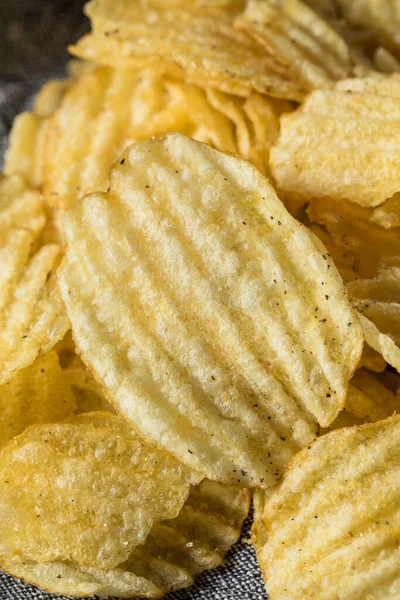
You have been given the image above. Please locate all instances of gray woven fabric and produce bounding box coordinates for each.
[0,1,267,598]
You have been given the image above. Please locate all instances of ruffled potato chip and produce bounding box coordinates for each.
[324,367,400,431]
[0,350,76,448]
[235,0,353,89]
[70,0,306,100]
[43,65,283,215]
[307,197,400,281]
[4,78,70,189]
[254,415,400,600]
[0,179,68,384]
[59,133,363,487]
[337,0,400,56]
[0,413,201,570]
[348,267,400,347]
[2,479,248,598]
[359,314,400,373]
[271,75,400,207]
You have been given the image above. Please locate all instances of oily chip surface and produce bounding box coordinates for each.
[271,75,400,207]
[255,415,400,600]
[0,412,201,570]
[1,480,249,598]
[0,350,76,448]
[60,133,363,487]
[70,0,306,100]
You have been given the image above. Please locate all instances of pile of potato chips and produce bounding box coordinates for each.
[1,0,400,598]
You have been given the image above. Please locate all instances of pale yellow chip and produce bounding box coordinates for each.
[254,414,400,600]
[337,0,400,55]
[0,178,68,384]
[359,314,400,373]
[235,0,353,90]
[1,479,248,598]
[43,65,283,214]
[307,197,400,281]
[371,193,400,228]
[0,350,76,448]
[69,0,306,100]
[4,78,70,189]
[271,75,400,207]
[0,412,201,570]
[348,267,400,347]
[0,174,44,236]
[59,133,363,487]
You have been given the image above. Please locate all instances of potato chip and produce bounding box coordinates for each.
[373,47,400,74]
[359,314,400,373]
[337,0,400,56]
[43,66,282,214]
[64,364,115,414]
[235,0,353,90]
[346,368,399,422]
[1,479,248,598]
[0,174,44,236]
[205,88,289,176]
[0,412,201,570]
[357,342,386,373]
[271,76,400,206]
[348,267,400,347]
[255,415,400,600]
[70,0,306,100]
[4,78,70,189]
[59,133,363,487]
[371,193,400,228]
[0,350,76,448]
[0,175,68,383]
[307,197,400,280]
[0,227,68,384]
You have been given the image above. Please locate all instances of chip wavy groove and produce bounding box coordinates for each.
[254,415,400,600]
[59,133,363,487]
[235,0,353,90]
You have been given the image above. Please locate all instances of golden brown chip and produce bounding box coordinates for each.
[357,342,386,373]
[360,314,400,373]
[307,197,400,281]
[43,66,283,214]
[59,133,363,487]
[0,350,75,448]
[2,480,248,598]
[4,78,70,189]
[373,47,400,73]
[271,75,400,207]
[70,0,306,100]
[348,267,400,347]
[0,413,201,570]
[254,415,400,600]
[235,0,353,89]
